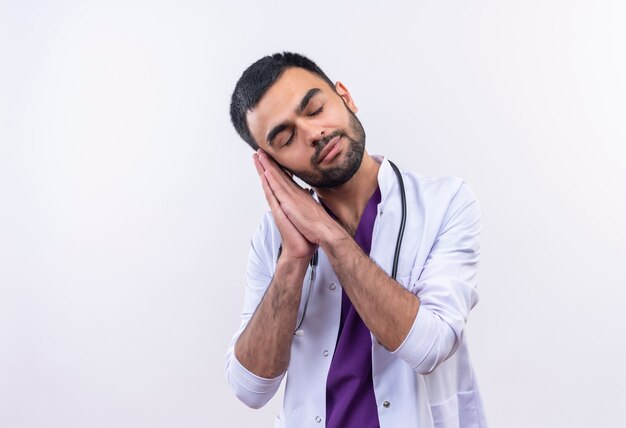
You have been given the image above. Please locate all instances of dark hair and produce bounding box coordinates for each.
[229,52,335,150]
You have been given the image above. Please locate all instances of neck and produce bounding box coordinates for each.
[314,152,380,234]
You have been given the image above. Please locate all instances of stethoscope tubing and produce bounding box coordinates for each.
[388,160,407,281]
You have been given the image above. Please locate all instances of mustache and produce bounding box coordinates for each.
[312,130,344,162]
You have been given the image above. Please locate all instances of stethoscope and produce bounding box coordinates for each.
[286,160,406,336]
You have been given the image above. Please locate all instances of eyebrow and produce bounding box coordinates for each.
[298,88,321,114]
[266,124,288,147]
[266,88,322,146]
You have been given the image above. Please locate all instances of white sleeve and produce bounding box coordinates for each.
[392,182,481,374]
[225,213,285,409]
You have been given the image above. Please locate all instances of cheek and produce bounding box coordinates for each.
[326,105,351,128]
[273,151,312,171]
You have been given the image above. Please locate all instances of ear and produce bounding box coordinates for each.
[335,81,358,114]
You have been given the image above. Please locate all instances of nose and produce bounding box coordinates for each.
[298,119,324,147]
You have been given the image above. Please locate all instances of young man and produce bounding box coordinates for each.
[226,52,488,428]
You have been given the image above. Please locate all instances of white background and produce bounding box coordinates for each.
[1,1,625,427]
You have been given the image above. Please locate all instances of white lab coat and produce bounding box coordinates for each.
[226,156,488,427]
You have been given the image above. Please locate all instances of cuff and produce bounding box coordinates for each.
[227,353,284,397]
[390,305,438,371]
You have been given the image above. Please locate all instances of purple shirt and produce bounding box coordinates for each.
[325,187,381,428]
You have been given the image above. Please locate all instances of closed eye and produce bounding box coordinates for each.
[281,105,322,147]
[308,106,324,117]
[282,132,295,147]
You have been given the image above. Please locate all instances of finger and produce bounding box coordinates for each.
[257,150,291,179]
[264,168,292,203]
[256,161,282,211]
[255,153,292,213]
[260,172,291,224]
[258,165,276,204]
[257,152,307,206]
[253,153,266,177]
[255,155,286,200]
[257,151,300,188]
[266,168,310,201]
[256,149,277,171]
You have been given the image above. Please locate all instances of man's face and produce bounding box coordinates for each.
[246,67,366,188]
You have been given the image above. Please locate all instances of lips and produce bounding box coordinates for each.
[317,135,341,164]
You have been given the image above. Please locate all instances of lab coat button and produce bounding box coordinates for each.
[329,283,336,290]
[323,350,329,357]
[383,400,391,408]
[315,416,322,423]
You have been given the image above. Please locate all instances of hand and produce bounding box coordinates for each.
[255,150,338,246]
[253,152,317,261]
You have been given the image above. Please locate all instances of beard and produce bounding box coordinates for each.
[291,109,366,189]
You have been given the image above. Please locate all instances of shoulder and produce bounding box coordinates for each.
[247,211,283,276]
[399,172,481,234]
[379,157,475,205]
[251,210,280,248]
[405,172,477,207]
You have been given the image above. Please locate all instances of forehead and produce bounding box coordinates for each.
[247,67,332,144]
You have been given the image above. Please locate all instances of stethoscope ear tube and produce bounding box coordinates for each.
[276,244,317,335]
[388,160,407,281]
[294,250,317,335]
